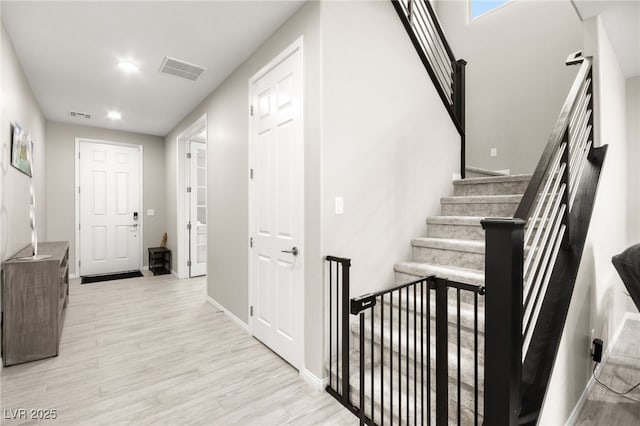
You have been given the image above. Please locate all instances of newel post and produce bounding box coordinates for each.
[454,59,467,179]
[481,218,525,425]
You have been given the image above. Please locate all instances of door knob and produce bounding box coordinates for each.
[131,223,138,228]
[281,247,299,256]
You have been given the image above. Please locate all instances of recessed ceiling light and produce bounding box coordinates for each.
[118,60,139,73]
[107,111,122,120]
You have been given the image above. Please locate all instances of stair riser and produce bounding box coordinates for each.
[454,180,529,196]
[412,245,484,270]
[441,201,519,217]
[427,223,485,241]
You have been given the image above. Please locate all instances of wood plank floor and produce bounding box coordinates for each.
[575,318,640,425]
[0,273,357,425]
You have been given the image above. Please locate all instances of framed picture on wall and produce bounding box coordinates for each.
[11,122,33,177]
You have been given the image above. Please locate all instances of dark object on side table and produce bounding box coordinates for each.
[148,247,171,276]
[612,243,640,312]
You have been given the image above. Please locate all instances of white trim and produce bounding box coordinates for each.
[175,114,207,280]
[142,266,149,272]
[171,269,179,278]
[206,296,249,334]
[299,369,327,391]
[565,313,640,425]
[248,36,305,369]
[75,138,144,277]
[69,274,77,279]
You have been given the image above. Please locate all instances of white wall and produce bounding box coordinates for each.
[1,23,47,262]
[320,0,459,295]
[1,21,48,365]
[626,76,640,245]
[434,0,582,174]
[45,122,166,275]
[539,17,633,424]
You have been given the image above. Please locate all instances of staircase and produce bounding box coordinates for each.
[328,173,531,424]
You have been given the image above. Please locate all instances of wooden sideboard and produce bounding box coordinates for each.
[1,241,69,366]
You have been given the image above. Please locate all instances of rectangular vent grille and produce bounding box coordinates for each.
[159,56,206,82]
[69,111,91,119]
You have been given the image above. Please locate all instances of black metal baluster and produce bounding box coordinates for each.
[337,263,340,395]
[390,290,394,425]
[406,286,409,424]
[474,290,479,426]
[329,261,333,390]
[421,280,425,425]
[435,278,448,424]
[414,284,417,426]
[399,289,402,425]
[381,293,385,426]
[371,303,375,424]
[457,288,461,425]
[427,279,432,426]
[359,313,365,426]
[342,261,350,404]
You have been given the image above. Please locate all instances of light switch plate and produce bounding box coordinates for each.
[335,197,344,215]
[147,209,155,216]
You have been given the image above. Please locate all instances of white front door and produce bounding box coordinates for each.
[249,38,304,369]
[189,140,207,277]
[79,141,141,276]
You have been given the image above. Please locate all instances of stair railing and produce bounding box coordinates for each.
[483,52,595,424]
[392,0,467,178]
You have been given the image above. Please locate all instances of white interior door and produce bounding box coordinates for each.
[249,39,304,369]
[189,140,207,277]
[79,141,141,276]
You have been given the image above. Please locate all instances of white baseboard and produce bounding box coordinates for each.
[300,368,327,391]
[171,269,179,278]
[70,274,77,279]
[565,312,640,425]
[206,296,249,333]
[142,266,149,272]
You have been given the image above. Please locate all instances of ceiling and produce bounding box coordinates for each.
[1,1,305,136]
[572,0,640,78]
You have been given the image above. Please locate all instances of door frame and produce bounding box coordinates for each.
[176,114,207,279]
[247,36,305,368]
[74,138,144,277]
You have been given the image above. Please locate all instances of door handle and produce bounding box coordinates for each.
[281,247,298,256]
[131,223,138,228]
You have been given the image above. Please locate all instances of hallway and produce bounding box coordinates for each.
[0,274,355,425]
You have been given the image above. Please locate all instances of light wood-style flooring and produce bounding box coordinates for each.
[1,273,357,425]
[575,318,640,425]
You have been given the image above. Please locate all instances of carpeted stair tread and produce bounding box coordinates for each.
[411,237,484,253]
[441,194,523,204]
[394,262,484,287]
[453,174,532,185]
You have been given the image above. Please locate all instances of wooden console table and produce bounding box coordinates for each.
[1,241,69,366]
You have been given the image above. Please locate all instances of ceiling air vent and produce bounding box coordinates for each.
[159,56,206,82]
[69,111,91,119]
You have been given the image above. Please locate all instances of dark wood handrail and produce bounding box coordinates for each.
[514,55,592,220]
